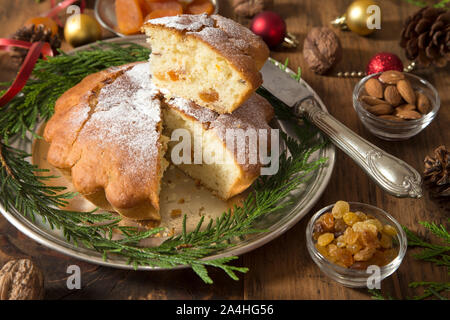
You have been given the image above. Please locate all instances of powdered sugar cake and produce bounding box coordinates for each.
[44,62,169,222]
[143,14,269,114]
[44,62,274,225]
[164,92,274,199]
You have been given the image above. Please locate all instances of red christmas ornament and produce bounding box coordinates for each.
[250,11,286,49]
[366,52,404,75]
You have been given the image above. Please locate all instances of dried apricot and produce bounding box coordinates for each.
[144,1,183,17]
[186,0,215,15]
[331,200,349,218]
[116,0,144,35]
[145,9,179,19]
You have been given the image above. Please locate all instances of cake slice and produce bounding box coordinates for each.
[44,63,169,222]
[143,14,269,114]
[163,93,274,200]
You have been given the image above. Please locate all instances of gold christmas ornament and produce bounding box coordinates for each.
[332,0,380,36]
[64,14,102,47]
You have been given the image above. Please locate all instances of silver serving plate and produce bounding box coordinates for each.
[95,0,220,38]
[0,36,335,270]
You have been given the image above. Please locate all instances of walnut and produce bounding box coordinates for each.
[0,259,44,300]
[303,27,342,75]
[232,0,272,17]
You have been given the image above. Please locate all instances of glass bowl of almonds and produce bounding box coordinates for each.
[306,201,407,288]
[353,71,440,141]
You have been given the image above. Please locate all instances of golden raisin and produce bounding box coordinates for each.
[346,243,362,254]
[366,219,383,232]
[382,224,397,236]
[336,248,354,267]
[343,227,359,245]
[354,247,376,262]
[318,233,334,246]
[352,221,378,235]
[355,211,368,221]
[336,235,346,248]
[343,212,359,226]
[332,200,350,218]
[334,218,347,234]
[321,212,335,230]
[315,244,328,257]
[327,244,339,262]
[359,230,380,249]
[380,233,392,249]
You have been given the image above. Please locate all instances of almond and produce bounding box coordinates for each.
[416,92,431,114]
[360,95,387,106]
[396,104,416,112]
[396,80,416,105]
[367,104,393,116]
[394,109,422,120]
[365,78,383,98]
[379,70,405,84]
[384,86,402,106]
[378,115,405,122]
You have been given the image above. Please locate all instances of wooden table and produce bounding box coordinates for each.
[0,0,448,300]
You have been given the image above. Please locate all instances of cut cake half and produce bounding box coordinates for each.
[143,14,269,114]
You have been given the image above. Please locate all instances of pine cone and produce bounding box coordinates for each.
[10,24,61,66]
[424,145,450,197]
[400,7,450,68]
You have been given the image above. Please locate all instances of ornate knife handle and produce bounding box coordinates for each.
[295,97,423,198]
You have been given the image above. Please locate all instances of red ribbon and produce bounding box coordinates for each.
[47,0,86,27]
[0,39,53,107]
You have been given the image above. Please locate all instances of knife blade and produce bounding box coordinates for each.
[260,60,312,107]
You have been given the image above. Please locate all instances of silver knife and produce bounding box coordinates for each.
[261,60,422,198]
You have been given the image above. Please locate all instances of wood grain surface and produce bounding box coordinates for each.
[0,0,448,300]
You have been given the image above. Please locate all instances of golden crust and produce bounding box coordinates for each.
[44,63,165,222]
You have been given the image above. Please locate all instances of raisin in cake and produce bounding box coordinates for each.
[44,62,169,222]
[143,14,269,114]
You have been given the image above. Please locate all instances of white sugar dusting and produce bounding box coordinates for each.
[146,13,214,32]
[168,97,217,123]
[80,63,162,175]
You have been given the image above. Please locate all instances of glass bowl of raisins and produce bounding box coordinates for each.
[306,201,407,288]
